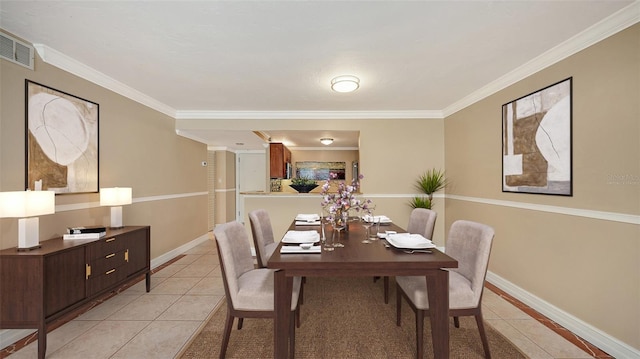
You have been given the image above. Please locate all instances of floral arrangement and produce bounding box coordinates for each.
[320,173,373,222]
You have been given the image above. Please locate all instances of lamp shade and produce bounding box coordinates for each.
[0,191,55,218]
[100,187,132,206]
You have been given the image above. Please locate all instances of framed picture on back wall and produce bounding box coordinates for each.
[502,77,572,196]
[25,80,99,194]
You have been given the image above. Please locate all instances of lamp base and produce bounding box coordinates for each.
[17,244,42,252]
[110,206,124,229]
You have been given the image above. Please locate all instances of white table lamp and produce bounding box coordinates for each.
[0,190,56,250]
[100,187,132,229]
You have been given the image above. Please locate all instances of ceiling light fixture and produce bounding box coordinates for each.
[331,75,360,93]
[320,138,334,145]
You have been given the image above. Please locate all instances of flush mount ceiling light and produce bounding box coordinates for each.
[320,138,334,145]
[331,75,360,93]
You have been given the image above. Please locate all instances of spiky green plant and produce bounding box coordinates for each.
[291,176,317,186]
[415,169,448,201]
[409,196,432,209]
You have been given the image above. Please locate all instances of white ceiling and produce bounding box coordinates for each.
[1,1,636,150]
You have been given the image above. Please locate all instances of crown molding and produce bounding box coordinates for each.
[174,110,443,120]
[33,2,638,121]
[33,44,177,118]
[443,1,640,117]
[291,146,359,151]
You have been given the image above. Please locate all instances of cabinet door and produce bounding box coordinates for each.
[125,228,150,277]
[269,143,285,178]
[44,247,86,317]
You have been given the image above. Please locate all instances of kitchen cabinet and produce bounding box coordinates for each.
[0,226,150,359]
[270,142,291,178]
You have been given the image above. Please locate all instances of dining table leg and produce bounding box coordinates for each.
[274,269,293,358]
[426,269,450,359]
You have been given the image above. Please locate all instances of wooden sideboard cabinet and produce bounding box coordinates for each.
[0,226,150,359]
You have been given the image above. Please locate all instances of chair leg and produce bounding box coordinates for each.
[384,276,390,304]
[295,303,301,328]
[475,313,491,359]
[237,317,244,330]
[220,311,234,359]
[300,279,304,305]
[289,310,296,359]
[454,316,460,328]
[415,309,424,359]
[396,284,402,326]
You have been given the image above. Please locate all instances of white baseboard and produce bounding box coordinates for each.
[1,233,212,351]
[486,271,640,359]
[150,233,210,270]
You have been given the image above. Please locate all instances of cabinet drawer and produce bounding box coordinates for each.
[87,266,127,296]
[91,250,127,274]
[90,236,125,259]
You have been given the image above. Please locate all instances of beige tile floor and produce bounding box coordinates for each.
[7,239,599,359]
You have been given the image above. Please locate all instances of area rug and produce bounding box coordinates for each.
[180,276,525,358]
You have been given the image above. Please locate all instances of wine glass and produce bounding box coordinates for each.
[361,210,373,243]
[321,214,334,251]
[331,213,345,248]
[370,216,381,241]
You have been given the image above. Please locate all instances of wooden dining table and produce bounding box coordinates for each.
[267,218,458,358]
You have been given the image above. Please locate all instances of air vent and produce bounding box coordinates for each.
[0,33,34,70]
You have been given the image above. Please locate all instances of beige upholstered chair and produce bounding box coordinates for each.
[248,209,279,268]
[396,219,494,359]
[382,208,438,303]
[249,209,305,304]
[214,221,302,359]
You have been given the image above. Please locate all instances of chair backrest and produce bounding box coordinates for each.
[406,208,437,239]
[248,209,276,268]
[445,220,494,306]
[214,221,256,307]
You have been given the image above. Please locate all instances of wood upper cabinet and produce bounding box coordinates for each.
[270,142,291,178]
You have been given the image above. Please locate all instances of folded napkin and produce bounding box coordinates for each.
[363,215,392,223]
[295,220,321,226]
[280,245,321,254]
[282,230,320,243]
[295,213,320,221]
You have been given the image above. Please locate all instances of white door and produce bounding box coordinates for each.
[236,152,266,221]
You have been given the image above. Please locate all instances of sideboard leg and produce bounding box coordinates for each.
[38,322,47,359]
[145,271,151,292]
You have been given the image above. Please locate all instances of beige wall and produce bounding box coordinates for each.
[0,48,208,258]
[444,24,639,349]
[179,118,447,244]
[213,150,236,225]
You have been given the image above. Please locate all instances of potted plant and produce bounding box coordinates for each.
[410,168,448,209]
[289,176,319,193]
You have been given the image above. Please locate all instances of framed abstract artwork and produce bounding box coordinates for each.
[502,77,572,196]
[25,80,99,194]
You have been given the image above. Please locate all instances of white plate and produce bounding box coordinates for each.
[280,245,321,254]
[282,230,320,244]
[386,233,435,249]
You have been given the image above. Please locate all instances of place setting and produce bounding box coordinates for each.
[280,229,321,253]
[381,232,436,254]
[294,213,321,226]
